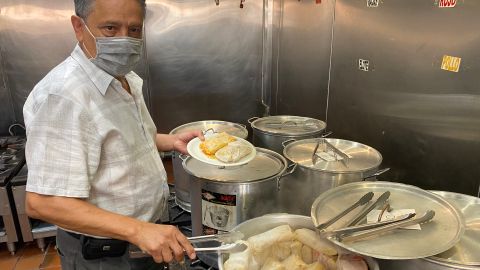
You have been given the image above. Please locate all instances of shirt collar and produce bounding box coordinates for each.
[70,44,113,96]
[71,44,143,96]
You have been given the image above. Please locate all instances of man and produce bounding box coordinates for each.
[23,0,202,269]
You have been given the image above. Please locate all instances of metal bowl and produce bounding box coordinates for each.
[217,213,380,270]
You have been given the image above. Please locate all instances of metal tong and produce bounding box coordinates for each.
[312,139,351,167]
[129,231,246,258]
[346,191,391,226]
[338,210,435,242]
[316,192,374,230]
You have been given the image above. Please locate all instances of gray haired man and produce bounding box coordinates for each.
[23,0,201,269]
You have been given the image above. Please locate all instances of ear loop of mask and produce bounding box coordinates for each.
[81,19,96,59]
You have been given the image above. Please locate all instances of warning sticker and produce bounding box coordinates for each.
[438,0,457,8]
[441,55,461,72]
[201,190,237,234]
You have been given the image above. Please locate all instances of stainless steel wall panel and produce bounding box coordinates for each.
[0,1,77,124]
[145,0,264,133]
[328,0,480,195]
[272,0,334,121]
[0,52,16,135]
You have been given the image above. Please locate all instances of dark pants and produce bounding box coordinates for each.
[56,229,167,270]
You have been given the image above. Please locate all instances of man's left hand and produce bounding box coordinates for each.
[172,130,204,154]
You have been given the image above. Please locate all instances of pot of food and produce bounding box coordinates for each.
[378,191,480,270]
[280,138,387,215]
[217,213,380,270]
[169,120,248,212]
[248,115,326,154]
[183,147,292,238]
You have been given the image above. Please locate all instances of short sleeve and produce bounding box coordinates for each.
[25,94,101,198]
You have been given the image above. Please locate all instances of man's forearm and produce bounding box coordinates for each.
[26,192,143,242]
[156,134,176,152]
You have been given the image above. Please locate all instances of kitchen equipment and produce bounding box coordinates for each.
[169,121,248,212]
[216,213,380,270]
[347,191,391,226]
[316,191,374,230]
[248,115,326,154]
[340,210,435,242]
[185,147,291,238]
[130,243,247,258]
[311,181,465,260]
[280,137,387,215]
[324,212,416,238]
[378,190,480,270]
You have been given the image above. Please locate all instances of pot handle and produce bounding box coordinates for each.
[178,154,190,161]
[281,139,296,148]
[276,163,297,190]
[239,123,247,129]
[247,117,259,124]
[363,167,390,181]
[321,131,333,138]
[202,128,216,135]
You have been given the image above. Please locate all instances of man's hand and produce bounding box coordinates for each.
[172,130,204,154]
[131,223,196,263]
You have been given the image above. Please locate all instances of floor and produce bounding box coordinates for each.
[0,158,176,270]
[0,239,61,270]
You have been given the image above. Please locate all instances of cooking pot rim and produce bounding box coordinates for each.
[250,115,326,136]
[182,148,288,183]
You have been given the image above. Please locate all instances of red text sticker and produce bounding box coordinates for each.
[439,0,457,8]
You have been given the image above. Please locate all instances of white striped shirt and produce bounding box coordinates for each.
[23,44,169,224]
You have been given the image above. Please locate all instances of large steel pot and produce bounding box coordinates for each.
[378,191,480,270]
[280,138,387,215]
[217,214,380,270]
[183,147,291,238]
[248,115,326,154]
[169,120,248,212]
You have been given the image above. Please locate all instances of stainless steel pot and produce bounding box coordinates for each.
[248,115,326,154]
[217,214,380,270]
[183,147,291,237]
[169,120,248,212]
[378,191,480,270]
[280,138,387,215]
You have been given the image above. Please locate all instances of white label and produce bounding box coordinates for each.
[367,0,379,7]
[438,0,457,8]
[367,209,421,230]
[359,59,370,71]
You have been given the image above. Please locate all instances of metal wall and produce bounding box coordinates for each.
[145,0,264,133]
[271,0,334,121]
[0,1,76,136]
[326,0,480,196]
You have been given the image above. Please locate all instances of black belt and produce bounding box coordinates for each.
[66,230,82,239]
[63,230,129,260]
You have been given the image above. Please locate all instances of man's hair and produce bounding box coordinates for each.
[74,0,146,19]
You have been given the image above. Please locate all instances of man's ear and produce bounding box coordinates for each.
[71,15,84,43]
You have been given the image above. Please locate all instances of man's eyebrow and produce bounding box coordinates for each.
[99,21,122,26]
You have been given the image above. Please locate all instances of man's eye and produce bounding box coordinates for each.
[105,26,115,31]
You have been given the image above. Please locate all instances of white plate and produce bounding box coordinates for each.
[187,135,256,167]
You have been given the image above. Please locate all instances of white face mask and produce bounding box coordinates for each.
[82,21,143,77]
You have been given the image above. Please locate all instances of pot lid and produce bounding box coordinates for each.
[283,138,382,173]
[426,191,480,266]
[182,148,286,183]
[311,181,465,260]
[170,120,248,139]
[250,115,326,136]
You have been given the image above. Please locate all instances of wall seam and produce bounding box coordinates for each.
[324,0,336,125]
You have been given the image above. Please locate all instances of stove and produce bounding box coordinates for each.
[167,186,218,270]
[0,136,26,186]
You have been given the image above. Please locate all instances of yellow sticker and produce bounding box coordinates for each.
[441,55,461,72]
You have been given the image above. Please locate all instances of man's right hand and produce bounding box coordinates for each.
[130,222,196,263]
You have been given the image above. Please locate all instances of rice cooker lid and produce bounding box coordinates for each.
[183,148,286,182]
[170,120,248,139]
[283,138,382,173]
[251,115,326,136]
